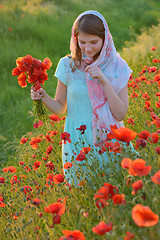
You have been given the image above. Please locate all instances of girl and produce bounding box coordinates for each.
[31,10,135,186]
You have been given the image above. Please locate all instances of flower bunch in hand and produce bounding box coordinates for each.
[12,54,52,118]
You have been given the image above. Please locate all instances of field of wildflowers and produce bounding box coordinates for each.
[0,41,160,239]
[0,0,160,239]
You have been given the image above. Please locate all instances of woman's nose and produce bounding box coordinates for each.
[85,44,92,51]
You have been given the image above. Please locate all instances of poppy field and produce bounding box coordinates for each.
[0,1,160,240]
[1,39,160,240]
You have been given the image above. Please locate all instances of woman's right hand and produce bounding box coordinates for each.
[31,86,47,101]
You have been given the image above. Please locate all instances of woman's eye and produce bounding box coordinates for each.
[92,41,97,44]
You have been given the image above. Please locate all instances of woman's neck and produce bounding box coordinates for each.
[77,60,88,72]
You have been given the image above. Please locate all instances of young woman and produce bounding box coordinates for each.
[31,10,135,186]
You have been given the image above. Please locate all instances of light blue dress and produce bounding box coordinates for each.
[54,56,138,186]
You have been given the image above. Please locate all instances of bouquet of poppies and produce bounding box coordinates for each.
[12,54,52,119]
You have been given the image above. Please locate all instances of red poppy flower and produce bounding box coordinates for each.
[12,67,21,76]
[23,165,31,172]
[18,72,27,87]
[95,198,106,210]
[76,151,86,161]
[130,91,138,98]
[20,137,29,144]
[46,145,53,154]
[16,56,29,72]
[151,46,157,51]
[132,204,159,227]
[106,124,118,139]
[60,132,71,144]
[52,214,61,225]
[156,102,160,108]
[138,130,150,139]
[148,66,157,73]
[131,180,143,195]
[2,166,17,173]
[33,122,39,128]
[112,194,126,205]
[94,183,119,201]
[53,174,64,184]
[10,175,20,185]
[154,74,160,82]
[129,159,151,177]
[135,138,147,149]
[49,114,61,122]
[45,173,54,187]
[142,92,150,100]
[110,126,137,143]
[29,136,42,149]
[64,162,73,169]
[155,92,160,96]
[33,161,41,170]
[0,177,5,183]
[92,221,113,236]
[43,57,52,70]
[76,125,87,134]
[155,147,160,154]
[124,231,135,240]
[82,147,91,154]
[0,196,5,208]
[127,118,135,125]
[20,186,33,195]
[150,112,160,128]
[151,170,160,185]
[109,141,123,154]
[44,202,65,216]
[46,161,54,171]
[140,76,147,81]
[38,120,43,126]
[147,132,159,143]
[59,230,85,240]
[121,158,132,169]
[48,130,59,137]
[31,197,41,206]
[144,101,151,110]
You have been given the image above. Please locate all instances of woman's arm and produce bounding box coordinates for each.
[102,82,128,121]
[85,65,129,121]
[31,80,67,116]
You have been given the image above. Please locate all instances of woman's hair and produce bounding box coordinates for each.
[70,14,105,71]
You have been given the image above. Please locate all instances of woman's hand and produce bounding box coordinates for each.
[31,86,47,101]
[85,65,109,85]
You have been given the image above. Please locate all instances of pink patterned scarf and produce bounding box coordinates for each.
[70,10,132,146]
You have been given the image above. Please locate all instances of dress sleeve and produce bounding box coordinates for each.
[54,58,68,86]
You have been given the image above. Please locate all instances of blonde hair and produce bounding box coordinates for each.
[70,14,105,71]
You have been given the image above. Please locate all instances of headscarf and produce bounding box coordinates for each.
[70,10,132,146]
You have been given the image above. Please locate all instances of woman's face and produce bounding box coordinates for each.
[77,31,103,58]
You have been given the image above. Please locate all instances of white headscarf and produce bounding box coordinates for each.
[70,10,132,146]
